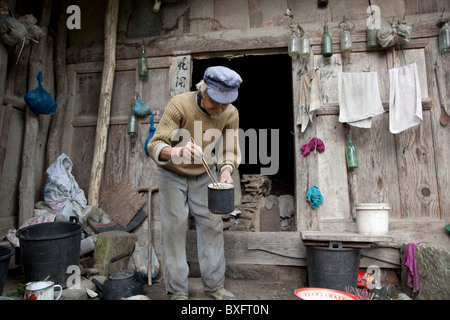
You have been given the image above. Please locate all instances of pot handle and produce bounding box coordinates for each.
[329,242,343,249]
[110,252,131,263]
[16,228,28,239]
[69,216,80,224]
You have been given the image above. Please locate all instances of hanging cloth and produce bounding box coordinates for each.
[389,63,422,134]
[338,71,384,128]
[300,137,325,163]
[306,186,323,209]
[144,113,156,156]
[297,68,321,132]
[404,241,420,293]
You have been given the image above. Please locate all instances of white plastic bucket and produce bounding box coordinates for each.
[355,203,390,235]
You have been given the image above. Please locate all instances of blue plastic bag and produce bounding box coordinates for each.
[24,72,57,114]
[132,93,151,117]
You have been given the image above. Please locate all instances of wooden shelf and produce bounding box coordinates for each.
[301,231,394,248]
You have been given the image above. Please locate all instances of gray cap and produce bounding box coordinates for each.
[203,66,242,104]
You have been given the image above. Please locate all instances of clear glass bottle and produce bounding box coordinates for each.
[288,35,300,59]
[300,37,311,59]
[322,25,333,57]
[439,22,450,53]
[138,46,148,79]
[340,30,353,53]
[366,27,378,48]
[345,134,358,169]
[127,110,137,136]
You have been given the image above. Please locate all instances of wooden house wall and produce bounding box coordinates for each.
[1,0,449,267]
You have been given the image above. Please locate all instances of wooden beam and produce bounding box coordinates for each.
[88,0,119,205]
[66,12,447,64]
[18,0,52,226]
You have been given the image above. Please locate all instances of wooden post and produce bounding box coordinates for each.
[88,0,119,205]
[18,0,52,226]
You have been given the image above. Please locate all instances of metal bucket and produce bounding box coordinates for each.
[306,242,360,291]
[207,183,235,214]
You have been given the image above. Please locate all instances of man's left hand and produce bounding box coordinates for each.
[220,167,233,184]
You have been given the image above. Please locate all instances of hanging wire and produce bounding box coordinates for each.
[338,16,355,31]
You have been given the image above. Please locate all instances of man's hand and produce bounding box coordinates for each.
[220,167,233,184]
[170,141,203,164]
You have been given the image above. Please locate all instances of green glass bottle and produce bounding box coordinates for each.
[439,22,450,54]
[127,110,137,136]
[138,46,148,79]
[345,134,358,169]
[322,25,333,57]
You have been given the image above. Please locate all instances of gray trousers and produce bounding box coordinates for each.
[157,167,225,296]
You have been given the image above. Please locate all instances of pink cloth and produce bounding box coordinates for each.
[300,138,325,163]
[404,242,420,293]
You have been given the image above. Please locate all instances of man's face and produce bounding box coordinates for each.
[202,93,229,118]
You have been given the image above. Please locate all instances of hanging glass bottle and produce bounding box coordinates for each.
[345,134,358,169]
[439,21,450,53]
[339,17,354,53]
[366,26,378,48]
[127,110,137,136]
[288,34,300,59]
[138,46,148,79]
[300,37,311,59]
[322,24,333,57]
[340,30,353,53]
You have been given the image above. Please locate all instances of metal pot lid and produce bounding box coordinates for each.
[110,270,134,280]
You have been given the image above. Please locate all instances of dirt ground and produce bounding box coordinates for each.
[144,277,300,300]
[2,273,300,300]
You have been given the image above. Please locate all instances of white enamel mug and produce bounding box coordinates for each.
[24,281,63,300]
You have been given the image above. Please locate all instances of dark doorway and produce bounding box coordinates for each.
[191,54,295,196]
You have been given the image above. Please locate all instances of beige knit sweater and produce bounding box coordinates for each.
[147,91,241,176]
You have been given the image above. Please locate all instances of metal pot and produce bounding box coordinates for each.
[92,252,144,300]
[207,182,235,214]
[92,270,144,300]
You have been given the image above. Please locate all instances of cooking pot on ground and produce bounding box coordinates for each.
[92,252,144,300]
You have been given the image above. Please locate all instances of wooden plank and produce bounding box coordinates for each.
[0,105,24,223]
[18,0,52,226]
[292,56,320,231]
[215,0,250,31]
[342,50,401,218]
[66,12,446,64]
[186,230,400,268]
[315,115,350,221]
[88,0,119,205]
[351,114,402,218]
[427,39,450,225]
[187,230,306,266]
[301,231,394,243]
[395,111,440,219]
[71,125,96,194]
[189,0,216,33]
[169,56,192,98]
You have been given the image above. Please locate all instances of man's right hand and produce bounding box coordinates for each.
[169,141,203,164]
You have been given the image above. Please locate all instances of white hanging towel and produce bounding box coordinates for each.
[338,71,384,128]
[389,63,422,134]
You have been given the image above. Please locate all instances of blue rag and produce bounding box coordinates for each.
[306,186,323,209]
